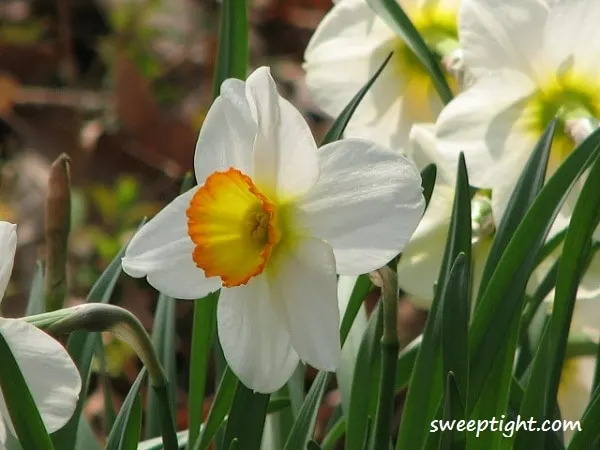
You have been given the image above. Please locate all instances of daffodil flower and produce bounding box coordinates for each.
[0,222,81,447]
[435,0,600,225]
[396,124,492,308]
[303,0,460,151]
[121,67,425,393]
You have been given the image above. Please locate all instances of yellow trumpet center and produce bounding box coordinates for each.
[186,168,281,287]
[392,5,459,120]
[524,71,600,172]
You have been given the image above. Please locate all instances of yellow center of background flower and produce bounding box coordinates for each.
[524,71,600,173]
[186,168,281,287]
[391,6,459,121]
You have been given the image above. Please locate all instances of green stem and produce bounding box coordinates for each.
[369,267,399,450]
[25,303,179,450]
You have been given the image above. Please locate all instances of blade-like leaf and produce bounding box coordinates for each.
[146,292,177,439]
[467,127,600,412]
[541,149,600,439]
[222,384,269,450]
[321,53,392,145]
[283,372,330,450]
[25,261,45,316]
[396,153,471,450]
[0,326,54,450]
[194,366,238,450]
[212,0,248,97]
[421,163,437,210]
[345,304,383,450]
[105,369,145,450]
[437,372,465,450]
[441,253,469,405]
[366,0,453,104]
[189,292,219,449]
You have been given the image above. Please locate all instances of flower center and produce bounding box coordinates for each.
[524,71,600,172]
[186,168,281,287]
[391,6,459,118]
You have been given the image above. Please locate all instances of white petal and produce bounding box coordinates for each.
[459,0,548,77]
[408,123,455,184]
[435,71,537,188]
[245,67,319,198]
[296,139,425,274]
[490,173,520,227]
[397,184,454,302]
[194,79,255,185]
[303,0,395,120]
[544,0,600,77]
[0,222,16,303]
[0,318,82,434]
[217,277,299,393]
[121,187,221,299]
[268,238,340,371]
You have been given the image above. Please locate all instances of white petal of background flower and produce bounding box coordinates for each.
[407,123,456,184]
[268,237,340,371]
[194,79,255,185]
[459,0,548,77]
[435,70,537,188]
[0,417,5,450]
[295,139,425,275]
[0,318,81,435]
[543,0,600,77]
[558,356,594,442]
[0,222,17,301]
[217,276,300,393]
[246,67,320,198]
[121,187,221,299]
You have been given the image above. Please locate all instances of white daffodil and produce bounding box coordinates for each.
[436,0,600,225]
[303,0,460,151]
[121,67,425,393]
[396,123,492,308]
[0,222,81,448]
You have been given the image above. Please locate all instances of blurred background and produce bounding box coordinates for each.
[0,0,426,445]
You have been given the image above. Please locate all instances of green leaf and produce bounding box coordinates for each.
[541,146,600,439]
[283,372,330,450]
[195,366,238,450]
[95,335,116,431]
[106,369,145,450]
[321,53,393,145]
[267,397,292,414]
[75,415,101,450]
[476,118,556,305]
[25,261,45,316]
[441,253,469,406]
[52,227,138,450]
[222,384,269,450]
[138,430,190,450]
[147,292,178,439]
[394,335,420,391]
[396,153,471,450]
[321,417,345,450]
[307,441,323,450]
[467,120,555,450]
[0,326,54,450]
[421,163,437,210]
[339,275,373,346]
[438,372,466,450]
[212,0,248,98]
[188,292,219,449]
[366,0,453,104]
[467,125,600,412]
[345,304,383,450]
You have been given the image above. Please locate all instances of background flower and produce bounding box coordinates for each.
[304,0,461,151]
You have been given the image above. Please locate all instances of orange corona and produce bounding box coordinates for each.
[186,168,281,287]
